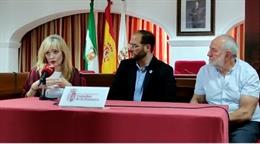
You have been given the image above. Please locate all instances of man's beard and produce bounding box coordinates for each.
[209,55,225,68]
[133,50,147,61]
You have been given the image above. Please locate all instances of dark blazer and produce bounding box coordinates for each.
[107,56,176,102]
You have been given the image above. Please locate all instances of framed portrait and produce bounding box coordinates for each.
[177,0,215,36]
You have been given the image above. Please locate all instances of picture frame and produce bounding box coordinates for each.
[177,0,215,36]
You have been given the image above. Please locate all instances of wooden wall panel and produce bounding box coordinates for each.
[245,0,260,74]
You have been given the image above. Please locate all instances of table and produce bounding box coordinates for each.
[0,97,229,142]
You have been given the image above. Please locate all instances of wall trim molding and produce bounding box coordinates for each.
[0,41,21,49]
[168,39,211,47]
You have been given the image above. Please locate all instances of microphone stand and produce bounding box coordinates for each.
[39,77,47,100]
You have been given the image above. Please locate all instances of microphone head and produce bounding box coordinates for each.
[41,64,55,77]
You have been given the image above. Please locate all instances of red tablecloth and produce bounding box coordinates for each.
[0,97,228,142]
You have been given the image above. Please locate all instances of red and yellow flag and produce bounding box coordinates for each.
[101,0,117,73]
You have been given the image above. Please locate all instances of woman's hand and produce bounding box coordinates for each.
[46,78,71,88]
[26,80,40,97]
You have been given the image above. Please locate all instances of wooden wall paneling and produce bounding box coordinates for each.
[245,0,260,74]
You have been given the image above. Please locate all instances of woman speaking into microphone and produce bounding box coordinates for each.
[22,34,81,98]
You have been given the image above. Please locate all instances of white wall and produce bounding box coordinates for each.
[0,0,244,72]
[170,0,245,67]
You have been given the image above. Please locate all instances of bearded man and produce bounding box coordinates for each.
[107,30,176,102]
[190,34,260,143]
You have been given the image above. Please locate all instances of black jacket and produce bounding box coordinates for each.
[107,56,176,102]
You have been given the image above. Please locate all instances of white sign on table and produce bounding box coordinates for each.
[59,86,109,108]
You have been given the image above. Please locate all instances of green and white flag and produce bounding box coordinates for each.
[84,0,98,72]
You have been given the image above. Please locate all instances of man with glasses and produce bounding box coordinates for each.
[107,30,176,102]
[190,34,260,142]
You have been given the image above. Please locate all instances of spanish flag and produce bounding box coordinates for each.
[101,0,117,73]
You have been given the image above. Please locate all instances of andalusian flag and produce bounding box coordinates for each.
[101,0,117,73]
[84,0,98,72]
[118,0,128,64]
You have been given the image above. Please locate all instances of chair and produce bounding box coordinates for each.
[174,60,206,74]
[79,70,95,74]
[79,70,95,86]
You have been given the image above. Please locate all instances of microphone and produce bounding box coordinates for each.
[38,64,55,86]
[38,64,54,100]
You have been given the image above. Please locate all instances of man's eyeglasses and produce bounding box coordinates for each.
[128,43,143,49]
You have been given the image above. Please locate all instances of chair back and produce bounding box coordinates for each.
[174,60,206,74]
[79,70,95,74]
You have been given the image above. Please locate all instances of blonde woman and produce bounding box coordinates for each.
[23,34,81,98]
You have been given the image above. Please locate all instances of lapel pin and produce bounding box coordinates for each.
[149,70,153,74]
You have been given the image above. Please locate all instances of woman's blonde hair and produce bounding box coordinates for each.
[36,34,73,80]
